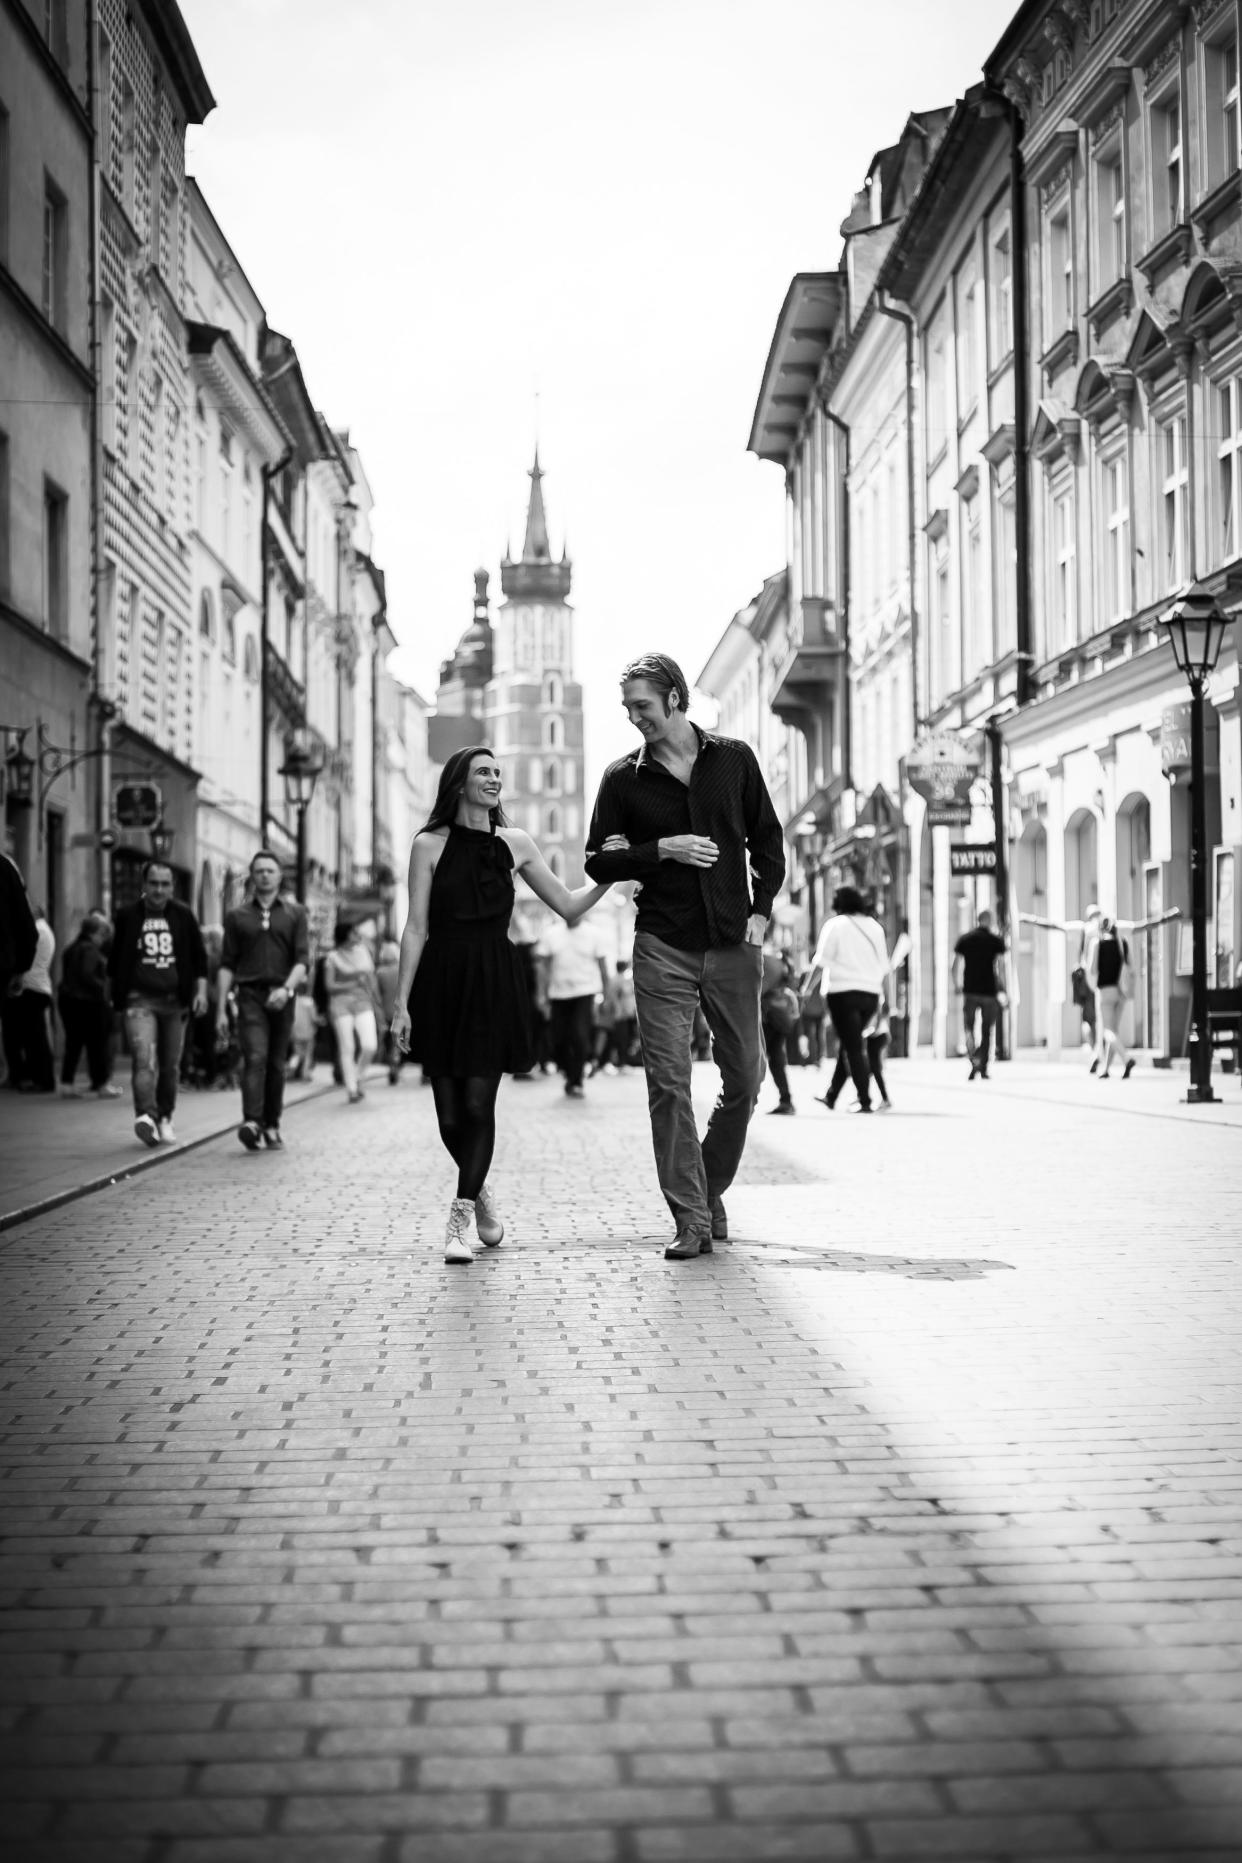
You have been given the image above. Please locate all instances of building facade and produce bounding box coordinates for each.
[1,0,95,936]
[988,0,1242,1055]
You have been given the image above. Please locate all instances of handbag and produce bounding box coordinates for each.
[762,984,801,1035]
[1070,964,1090,1006]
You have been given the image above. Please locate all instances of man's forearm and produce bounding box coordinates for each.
[216,967,234,1010]
[284,963,307,993]
[583,840,662,881]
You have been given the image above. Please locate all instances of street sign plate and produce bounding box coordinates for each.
[927,803,972,828]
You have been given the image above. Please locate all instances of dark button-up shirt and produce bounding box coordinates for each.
[220,895,309,987]
[584,728,786,951]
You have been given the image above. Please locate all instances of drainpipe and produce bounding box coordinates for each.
[820,395,852,794]
[86,0,113,916]
[876,293,921,742]
[1008,97,1035,709]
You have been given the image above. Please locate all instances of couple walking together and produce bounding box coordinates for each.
[389,651,786,1263]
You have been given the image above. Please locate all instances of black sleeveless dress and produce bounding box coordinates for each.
[407,824,535,1077]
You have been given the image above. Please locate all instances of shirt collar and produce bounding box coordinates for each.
[634,723,719,774]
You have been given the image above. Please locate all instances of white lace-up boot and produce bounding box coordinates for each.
[443,1197,476,1264]
[474,1182,504,1247]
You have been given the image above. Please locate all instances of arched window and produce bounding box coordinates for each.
[544,672,563,707]
[543,715,562,749]
[198,589,215,640]
[546,805,561,838]
[243,635,259,682]
[222,610,237,664]
[545,760,560,794]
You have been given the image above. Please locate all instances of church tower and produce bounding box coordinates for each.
[488,452,585,885]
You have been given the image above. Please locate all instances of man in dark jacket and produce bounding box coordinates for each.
[216,850,309,1150]
[108,861,208,1146]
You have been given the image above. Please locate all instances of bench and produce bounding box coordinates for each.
[1207,988,1242,1077]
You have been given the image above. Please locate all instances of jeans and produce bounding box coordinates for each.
[332,1008,378,1094]
[549,995,595,1089]
[124,996,187,1118]
[964,993,999,1071]
[631,932,765,1236]
[826,990,879,1109]
[763,1020,791,1103]
[236,988,295,1128]
[60,997,114,1090]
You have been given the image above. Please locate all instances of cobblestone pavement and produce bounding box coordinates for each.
[1,1057,1240,1863]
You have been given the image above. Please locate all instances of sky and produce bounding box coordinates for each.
[180,0,1006,787]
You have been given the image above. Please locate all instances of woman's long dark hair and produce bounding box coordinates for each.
[423,746,509,834]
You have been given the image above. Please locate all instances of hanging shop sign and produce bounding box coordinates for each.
[113,781,163,829]
[950,844,998,876]
[906,730,984,826]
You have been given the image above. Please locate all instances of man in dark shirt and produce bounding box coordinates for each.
[952,908,1008,1081]
[585,652,785,1259]
[108,861,208,1145]
[217,850,309,1150]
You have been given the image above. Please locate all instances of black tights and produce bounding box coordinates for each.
[430,1074,502,1200]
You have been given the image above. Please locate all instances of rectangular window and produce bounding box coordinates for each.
[1218,376,1242,560]
[96,27,113,179]
[1094,151,1125,291]
[965,496,984,672]
[0,103,10,269]
[42,177,67,331]
[122,332,138,466]
[151,374,165,513]
[1102,455,1130,624]
[0,430,10,602]
[1161,414,1189,589]
[1052,484,1076,652]
[100,297,117,450]
[956,259,979,417]
[149,145,163,272]
[1206,34,1240,190]
[118,76,135,213]
[1047,202,1072,338]
[995,491,1017,655]
[990,221,1013,366]
[43,480,68,639]
[1152,95,1183,232]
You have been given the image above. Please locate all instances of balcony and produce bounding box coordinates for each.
[770,597,845,735]
[263,638,306,728]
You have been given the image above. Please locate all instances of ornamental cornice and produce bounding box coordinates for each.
[1194,0,1230,29]
[1090,97,1127,144]
[1041,158,1076,205]
[1143,33,1182,91]
[1045,12,1074,59]
[1059,0,1090,32]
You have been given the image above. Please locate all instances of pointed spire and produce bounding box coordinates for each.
[521,448,551,562]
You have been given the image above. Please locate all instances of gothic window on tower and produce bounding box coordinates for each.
[543,716,562,749]
[545,761,560,794]
[546,805,561,838]
[545,672,563,706]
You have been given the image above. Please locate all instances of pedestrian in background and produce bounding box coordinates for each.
[57,913,118,1098]
[1089,914,1136,1079]
[216,850,309,1152]
[600,957,638,1070]
[325,920,379,1104]
[864,994,893,1111]
[585,650,785,1259]
[3,903,56,1092]
[0,853,38,1089]
[952,907,1007,1081]
[536,915,610,1099]
[389,746,612,1263]
[375,939,403,1082]
[760,943,799,1115]
[798,961,828,1068]
[804,886,888,1114]
[109,863,208,1144]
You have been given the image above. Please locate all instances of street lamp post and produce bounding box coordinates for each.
[278,731,325,905]
[1158,584,1233,1104]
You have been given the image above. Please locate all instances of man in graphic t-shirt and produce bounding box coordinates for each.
[108,861,208,1147]
[952,908,1008,1081]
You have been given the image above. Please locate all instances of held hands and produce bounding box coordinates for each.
[658,834,718,868]
[390,1005,412,1055]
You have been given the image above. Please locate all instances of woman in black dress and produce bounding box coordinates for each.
[389,746,612,1262]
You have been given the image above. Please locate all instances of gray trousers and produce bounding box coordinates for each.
[631,931,766,1237]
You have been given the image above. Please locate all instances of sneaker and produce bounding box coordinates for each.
[475,1182,504,1247]
[157,1118,176,1144]
[877,1099,893,1112]
[91,1083,122,1099]
[444,1196,476,1264]
[664,1227,711,1261]
[262,1127,283,1148]
[238,1121,263,1150]
[709,1196,728,1243]
[134,1114,159,1148]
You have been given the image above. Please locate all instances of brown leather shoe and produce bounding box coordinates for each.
[664,1228,710,1261]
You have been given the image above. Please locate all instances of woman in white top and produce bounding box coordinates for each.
[325,921,379,1103]
[801,886,889,1114]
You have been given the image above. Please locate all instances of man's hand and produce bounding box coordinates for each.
[266,985,290,1011]
[744,913,766,947]
[192,985,208,1018]
[658,835,718,868]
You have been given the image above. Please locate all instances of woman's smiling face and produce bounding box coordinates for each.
[463,755,502,809]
